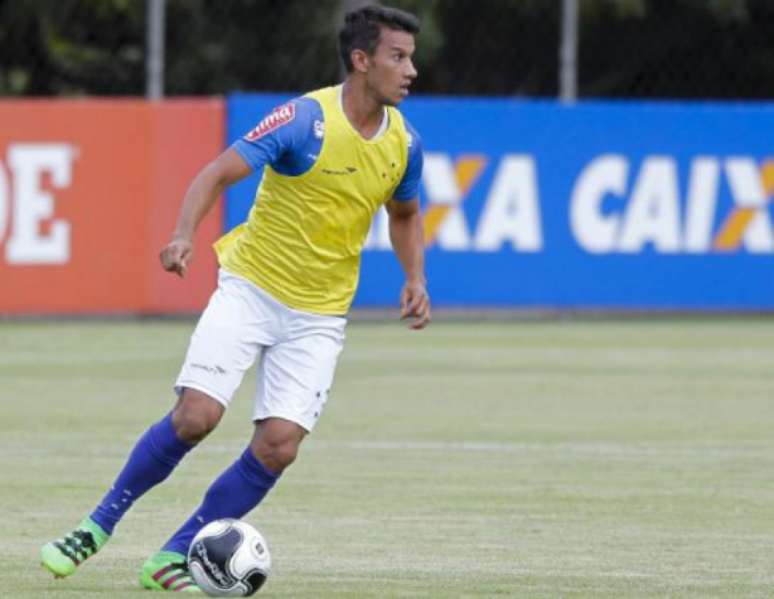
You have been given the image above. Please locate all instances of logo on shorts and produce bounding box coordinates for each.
[191,363,227,375]
[313,389,330,419]
[244,103,296,141]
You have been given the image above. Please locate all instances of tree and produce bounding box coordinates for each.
[1,0,773,99]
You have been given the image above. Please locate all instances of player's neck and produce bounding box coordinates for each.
[341,80,386,139]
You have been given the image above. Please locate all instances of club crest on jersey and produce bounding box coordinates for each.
[245,103,296,141]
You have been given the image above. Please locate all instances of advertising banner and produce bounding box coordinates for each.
[0,100,223,315]
[228,93,774,310]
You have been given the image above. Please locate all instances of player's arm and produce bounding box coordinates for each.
[161,99,307,277]
[387,197,430,330]
[160,148,251,277]
[388,122,429,329]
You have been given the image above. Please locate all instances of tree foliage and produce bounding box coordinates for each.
[0,0,773,99]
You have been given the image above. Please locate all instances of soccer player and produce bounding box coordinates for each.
[41,4,428,592]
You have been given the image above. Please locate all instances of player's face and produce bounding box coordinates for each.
[366,28,417,106]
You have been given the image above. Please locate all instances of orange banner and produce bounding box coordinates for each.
[0,99,223,315]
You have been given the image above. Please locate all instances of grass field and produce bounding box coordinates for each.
[1,318,774,598]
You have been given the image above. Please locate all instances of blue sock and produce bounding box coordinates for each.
[162,448,279,555]
[90,413,193,535]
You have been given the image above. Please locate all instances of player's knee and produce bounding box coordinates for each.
[173,409,217,444]
[273,441,300,469]
[172,389,224,443]
[250,418,306,473]
[253,438,300,473]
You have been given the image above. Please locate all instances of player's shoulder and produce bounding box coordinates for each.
[398,114,422,153]
[243,95,321,144]
[291,95,323,121]
[286,95,324,140]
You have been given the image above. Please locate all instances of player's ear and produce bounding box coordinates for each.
[350,48,370,74]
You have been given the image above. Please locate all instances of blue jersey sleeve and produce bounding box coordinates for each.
[393,118,424,201]
[232,97,322,176]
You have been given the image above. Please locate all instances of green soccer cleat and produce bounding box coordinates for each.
[40,517,110,578]
[140,551,202,593]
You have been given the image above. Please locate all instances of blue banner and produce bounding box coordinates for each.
[227,93,774,310]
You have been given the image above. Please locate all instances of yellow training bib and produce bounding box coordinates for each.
[215,86,409,315]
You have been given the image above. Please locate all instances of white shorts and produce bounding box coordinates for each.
[175,269,346,431]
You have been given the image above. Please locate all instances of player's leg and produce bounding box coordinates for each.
[152,305,346,566]
[41,270,266,580]
[158,418,304,553]
[250,415,307,472]
[139,418,302,593]
[139,419,300,593]
[92,391,224,529]
[40,389,223,579]
[139,273,286,591]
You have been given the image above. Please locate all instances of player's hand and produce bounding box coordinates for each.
[159,237,193,278]
[400,280,431,330]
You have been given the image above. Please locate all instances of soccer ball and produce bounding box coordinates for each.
[187,519,271,597]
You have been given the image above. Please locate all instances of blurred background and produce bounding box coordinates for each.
[0,0,774,99]
[3,0,774,100]
[1,0,774,315]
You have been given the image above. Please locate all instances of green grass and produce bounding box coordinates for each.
[1,319,774,597]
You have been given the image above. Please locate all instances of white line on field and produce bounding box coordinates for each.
[14,434,773,461]
[198,439,774,458]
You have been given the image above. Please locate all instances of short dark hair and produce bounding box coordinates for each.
[338,5,420,73]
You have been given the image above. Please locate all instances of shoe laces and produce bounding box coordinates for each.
[56,529,98,563]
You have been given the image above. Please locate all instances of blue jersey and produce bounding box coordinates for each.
[233,96,423,201]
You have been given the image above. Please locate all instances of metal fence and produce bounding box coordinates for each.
[1,0,773,100]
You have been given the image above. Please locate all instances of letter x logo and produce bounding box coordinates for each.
[714,158,774,251]
[422,154,487,247]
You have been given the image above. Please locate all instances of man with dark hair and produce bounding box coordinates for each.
[339,5,421,73]
[42,4,429,592]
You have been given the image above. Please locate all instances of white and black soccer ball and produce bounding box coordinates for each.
[187,519,271,597]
